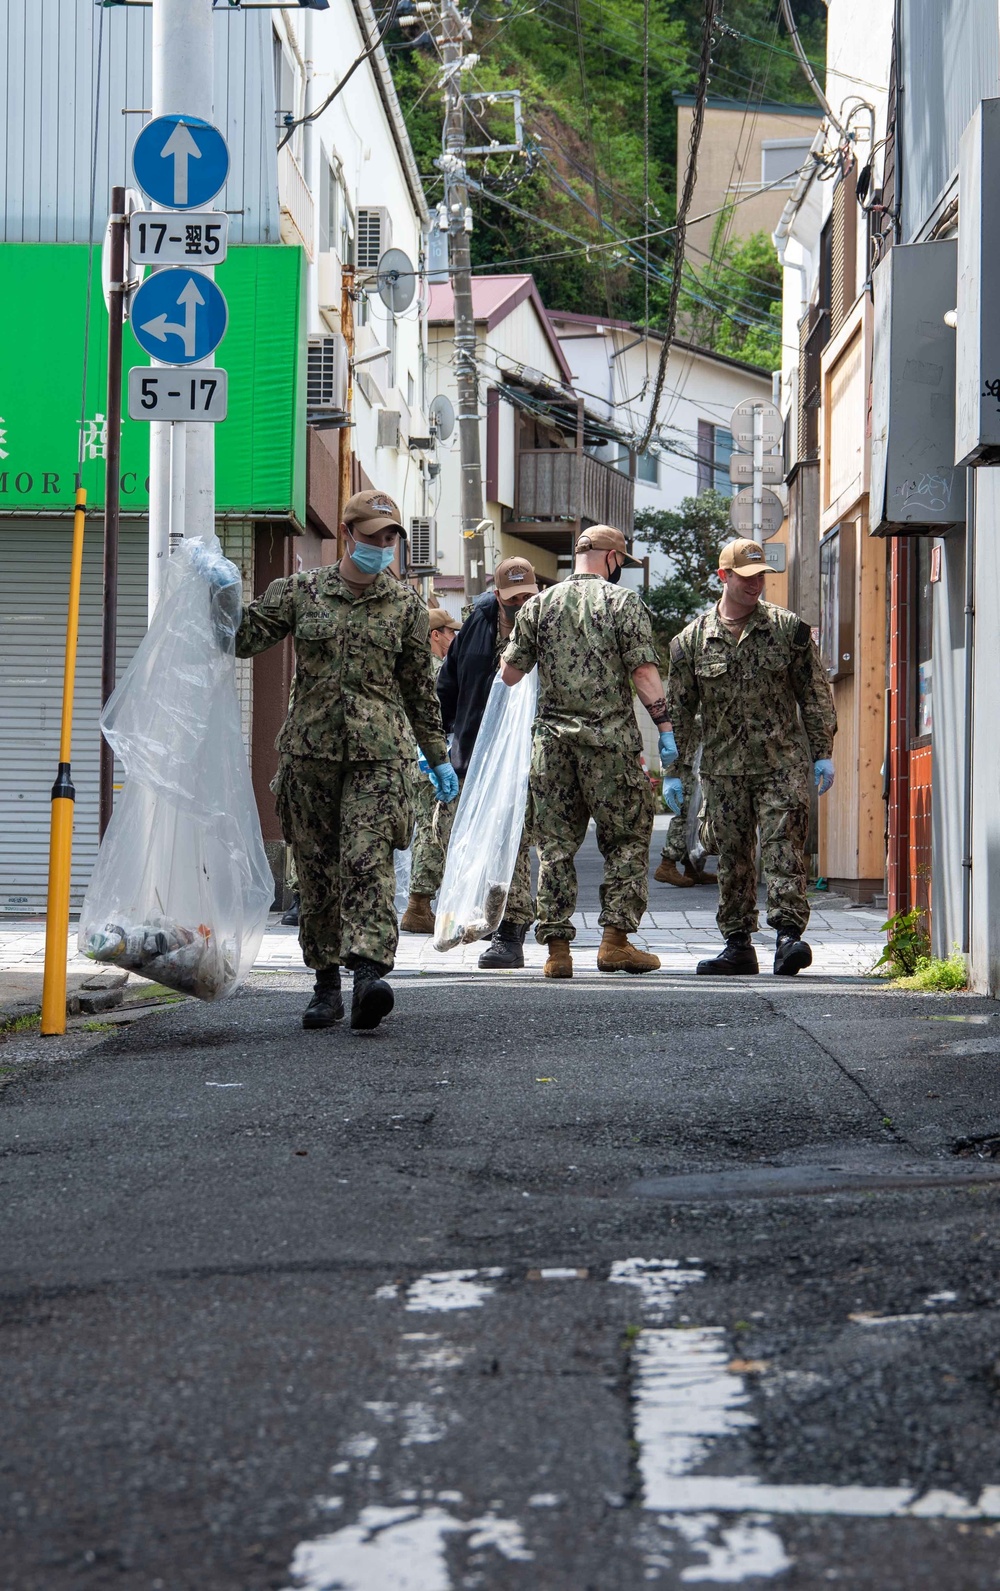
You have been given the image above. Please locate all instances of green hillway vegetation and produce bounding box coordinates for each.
[389,0,826,367]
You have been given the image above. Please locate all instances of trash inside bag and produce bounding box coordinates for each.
[433,672,537,952]
[393,845,412,918]
[78,536,274,1000]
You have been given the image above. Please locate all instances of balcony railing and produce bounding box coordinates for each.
[514,448,634,534]
[278,144,315,260]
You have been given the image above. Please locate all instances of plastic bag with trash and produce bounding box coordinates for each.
[686,743,707,863]
[433,671,538,951]
[77,536,274,1000]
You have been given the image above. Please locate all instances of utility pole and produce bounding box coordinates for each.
[440,0,485,600]
[148,0,215,614]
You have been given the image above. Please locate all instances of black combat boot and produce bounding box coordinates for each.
[773,929,812,976]
[281,893,300,927]
[478,920,527,969]
[696,932,759,976]
[302,966,343,1028]
[351,958,394,1030]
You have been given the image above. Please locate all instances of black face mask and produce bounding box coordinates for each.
[605,555,623,585]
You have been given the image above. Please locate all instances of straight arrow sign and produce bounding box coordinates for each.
[160,120,202,207]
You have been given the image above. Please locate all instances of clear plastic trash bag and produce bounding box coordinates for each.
[394,845,412,917]
[77,536,274,1000]
[687,743,706,863]
[433,671,538,952]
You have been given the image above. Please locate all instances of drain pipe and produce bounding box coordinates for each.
[961,466,976,957]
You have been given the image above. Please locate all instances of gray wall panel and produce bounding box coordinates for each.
[930,531,966,960]
[1,1,277,245]
[901,0,999,238]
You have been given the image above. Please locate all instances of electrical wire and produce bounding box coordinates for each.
[778,0,848,138]
[277,1,400,151]
[636,0,715,454]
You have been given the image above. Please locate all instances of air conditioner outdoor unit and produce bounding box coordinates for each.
[307,335,348,416]
[409,516,436,571]
[377,408,402,449]
[357,206,391,273]
[317,250,343,323]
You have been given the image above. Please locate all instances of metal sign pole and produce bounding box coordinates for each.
[100,185,126,840]
[752,402,763,541]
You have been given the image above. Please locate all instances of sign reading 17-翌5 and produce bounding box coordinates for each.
[131,114,229,209]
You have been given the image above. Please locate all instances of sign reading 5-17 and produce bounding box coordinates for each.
[127,368,228,423]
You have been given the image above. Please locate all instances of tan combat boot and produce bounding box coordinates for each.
[543,939,573,979]
[597,927,661,974]
[400,893,435,934]
[654,858,694,888]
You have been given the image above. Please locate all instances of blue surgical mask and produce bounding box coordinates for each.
[348,532,395,575]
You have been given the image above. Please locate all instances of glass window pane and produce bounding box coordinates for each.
[713,427,734,494]
[636,451,658,484]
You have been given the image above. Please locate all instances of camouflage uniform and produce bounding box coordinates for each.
[235,565,447,972]
[503,573,658,943]
[667,601,836,939]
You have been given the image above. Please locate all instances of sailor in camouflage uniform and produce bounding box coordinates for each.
[500,526,683,979]
[667,537,837,977]
[234,490,457,1030]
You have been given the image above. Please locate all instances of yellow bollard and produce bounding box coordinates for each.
[41,485,88,1036]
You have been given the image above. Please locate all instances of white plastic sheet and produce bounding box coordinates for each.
[77,536,274,1000]
[433,671,537,952]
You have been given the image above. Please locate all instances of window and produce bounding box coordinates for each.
[819,523,856,681]
[914,537,933,736]
[696,422,734,496]
[761,138,814,189]
[407,371,415,410]
[318,151,354,266]
[636,450,659,485]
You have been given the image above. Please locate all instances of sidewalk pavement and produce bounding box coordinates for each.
[0,892,886,1019]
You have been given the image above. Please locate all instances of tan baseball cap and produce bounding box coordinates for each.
[719,538,768,576]
[577,525,627,554]
[342,488,404,535]
[494,556,539,600]
[427,607,460,631]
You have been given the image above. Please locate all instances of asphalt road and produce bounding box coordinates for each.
[3,841,1000,1590]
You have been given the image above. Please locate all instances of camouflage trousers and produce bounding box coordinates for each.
[431,778,534,925]
[661,764,697,865]
[409,770,446,896]
[701,770,811,939]
[273,755,412,973]
[529,727,654,943]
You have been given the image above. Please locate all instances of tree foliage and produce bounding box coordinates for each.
[635,489,731,663]
[388,1,826,327]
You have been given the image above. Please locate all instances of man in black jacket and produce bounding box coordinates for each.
[435,556,538,968]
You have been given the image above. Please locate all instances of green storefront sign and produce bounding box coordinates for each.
[0,244,306,523]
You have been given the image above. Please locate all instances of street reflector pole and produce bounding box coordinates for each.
[41,484,88,1036]
[100,185,126,839]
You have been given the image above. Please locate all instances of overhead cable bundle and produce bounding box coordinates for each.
[433,671,538,952]
[78,537,273,1000]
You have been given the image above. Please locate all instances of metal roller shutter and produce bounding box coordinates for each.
[0,521,254,915]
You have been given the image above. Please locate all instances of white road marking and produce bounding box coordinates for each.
[405,1268,503,1312]
[284,1504,531,1591]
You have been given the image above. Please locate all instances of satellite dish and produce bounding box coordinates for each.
[429,394,455,441]
[376,247,416,314]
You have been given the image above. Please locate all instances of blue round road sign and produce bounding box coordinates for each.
[131,269,228,365]
[132,114,230,210]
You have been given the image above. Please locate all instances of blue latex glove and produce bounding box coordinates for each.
[662,776,684,816]
[814,758,835,795]
[430,762,459,803]
[187,537,243,649]
[658,728,678,769]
